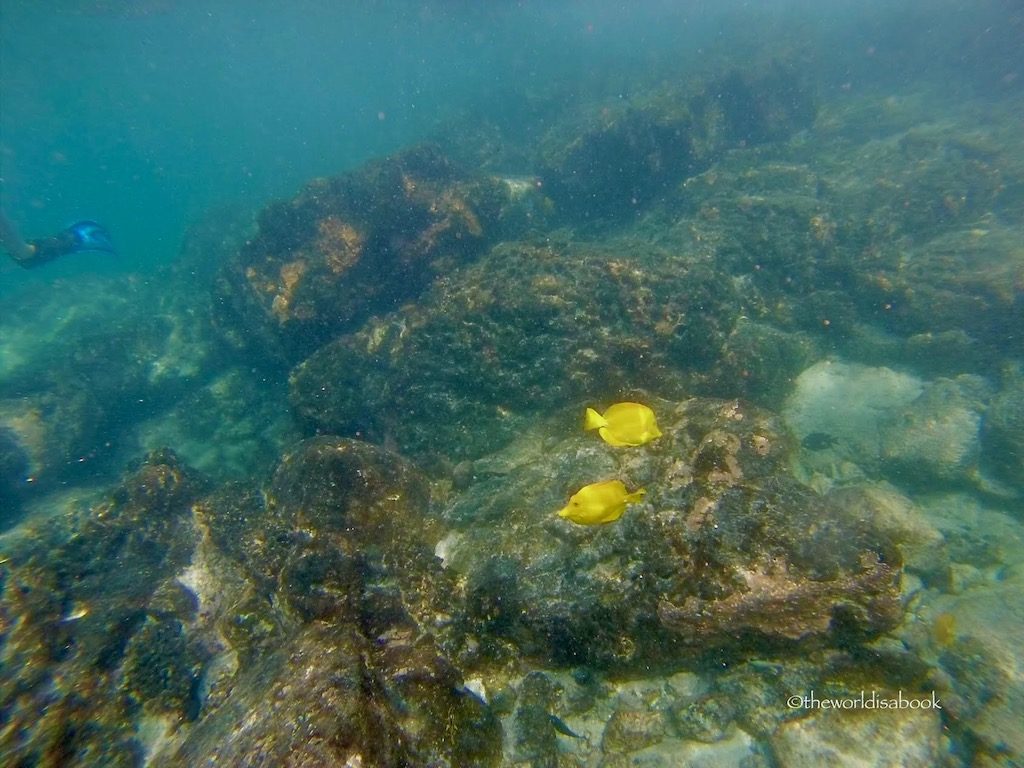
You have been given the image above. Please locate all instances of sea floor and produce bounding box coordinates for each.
[2,81,1023,767]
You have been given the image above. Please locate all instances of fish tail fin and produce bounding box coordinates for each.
[584,408,606,431]
[625,488,646,504]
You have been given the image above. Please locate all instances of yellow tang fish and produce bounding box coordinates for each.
[557,480,646,525]
[585,402,662,447]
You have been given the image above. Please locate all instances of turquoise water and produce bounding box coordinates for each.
[2,2,1022,766]
[1,1,728,285]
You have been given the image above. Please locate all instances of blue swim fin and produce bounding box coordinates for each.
[67,220,116,254]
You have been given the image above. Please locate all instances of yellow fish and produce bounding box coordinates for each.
[557,480,646,525]
[585,402,662,447]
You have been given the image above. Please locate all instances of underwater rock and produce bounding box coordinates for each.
[910,570,1024,764]
[160,622,502,768]
[290,239,740,464]
[193,481,287,591]
[783,359,918,490]
[825,484,944,574]
[982,372,1024,491]
[512,671,563,764]
[655,114,1024,379]
[138,367,300,483]
[601,707,667,753]
[1,438,507,767]
[815,123,1024,368]
[670,692,739,744]
[121,615,201,716]
[265,437,450,627]
[903,329,989,377]
[712,318,821,409]
[0,275,217,504]
[0,450,204,766]
[194,435,460,648]
[770,700,942,768]
[657,550,899,644]
[439,396,902,667]
[156,436,503,767]
[0,425,29,523]
[212,145,508,362]
[539,106,697,224]
[538,63,815,224]
[878,375,990,487]
[785,361,994,491]
[660,147,865,351]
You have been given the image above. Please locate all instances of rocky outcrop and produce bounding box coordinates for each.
[437,396,902,666]
[212,146,510,362]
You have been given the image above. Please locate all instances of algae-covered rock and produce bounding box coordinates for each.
[712,318,821,409]
[1,438,506,768]
[512,671,564,764]
[0,450,204,766]
[659,116,1024,378]
[212,145,509,362]
[825,484,945,574]
[538,63,815,224]
[878,226,1024,357]
[161,623,501,768]
[156,436,503,767]
[121,616,200,716]
[906,568,1024,765]
[439,396,902,667]
[263,437,453,630]
[601,707,667,753]
[0,274,219,504]
[138,367,299,483]
[290,240,741,464]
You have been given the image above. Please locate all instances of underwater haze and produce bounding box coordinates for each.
[2,1,1024,766]
[4,0,1011,286]
[4,0,743,287]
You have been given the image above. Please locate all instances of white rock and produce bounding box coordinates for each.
[771,704,942,767]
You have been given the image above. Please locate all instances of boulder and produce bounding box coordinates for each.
[438,396,902,667]
[212,146,508,362]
